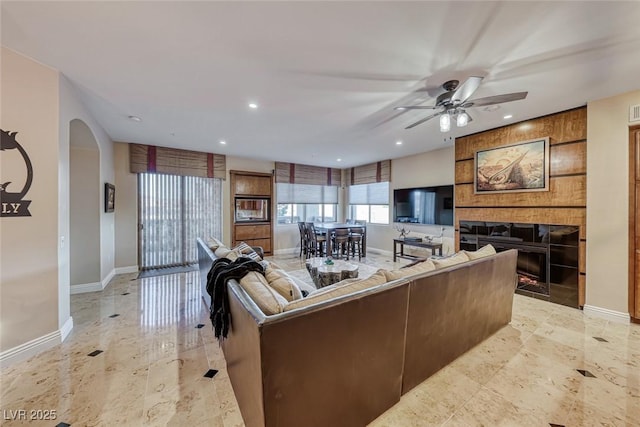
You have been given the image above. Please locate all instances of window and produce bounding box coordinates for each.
[277,183,338,224]
[139,173,222,269]
[348,181,389,224]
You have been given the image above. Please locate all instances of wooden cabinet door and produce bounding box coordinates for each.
[233,174,271,196]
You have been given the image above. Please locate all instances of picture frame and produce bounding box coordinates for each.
[105,183,115,212]
[474,137,550,194]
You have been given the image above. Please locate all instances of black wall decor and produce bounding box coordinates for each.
[105,183,115,213]
[1,129,33,217]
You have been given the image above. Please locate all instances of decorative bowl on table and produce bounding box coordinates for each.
[324,258,334,265]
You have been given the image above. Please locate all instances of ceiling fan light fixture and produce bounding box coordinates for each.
[440,113,451,132]
[456,111,469,127]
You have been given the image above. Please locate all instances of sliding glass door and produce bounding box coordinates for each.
[139,173,222,269]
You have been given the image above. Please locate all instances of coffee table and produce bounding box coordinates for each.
[305,257,359,288]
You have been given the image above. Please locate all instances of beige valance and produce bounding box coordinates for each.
[346,160,391,185]
[129,144,226,179]
[275,162,341,186]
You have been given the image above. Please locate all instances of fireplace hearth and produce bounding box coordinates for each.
[460,222,579,308]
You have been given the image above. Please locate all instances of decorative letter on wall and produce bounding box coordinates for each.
[0,129,33,217]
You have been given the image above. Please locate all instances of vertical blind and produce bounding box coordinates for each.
[139,173,222,269]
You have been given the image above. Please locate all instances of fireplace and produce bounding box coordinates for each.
[460,222,579,308]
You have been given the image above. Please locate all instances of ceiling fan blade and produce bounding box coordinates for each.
[394,105,438,111]
[405,111,444,130]
[468,91,528,107]
[452,76,483,104]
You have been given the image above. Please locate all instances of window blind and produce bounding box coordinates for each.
[277,183,338,204]
[348,182,389,205]
[275,162,341,186]
[130,143,226,179]
[139,173,222,269]
[347,160,391,185]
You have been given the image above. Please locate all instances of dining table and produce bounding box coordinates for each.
[313,222,367,258]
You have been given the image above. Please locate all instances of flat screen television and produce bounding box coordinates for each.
[393,185,454,225]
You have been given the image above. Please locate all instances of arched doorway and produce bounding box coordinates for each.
[69,119,101,291]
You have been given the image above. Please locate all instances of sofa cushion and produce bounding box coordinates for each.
[225,250,241,261]
[233,241,263,261]
[383,259,436,281]
[206,236,225,251]
[463,244,496,260]
[214,246,232,259]
[284,270,387,312]
[265,266,303,301]
[432,251,471,269]
[238,271,288,315]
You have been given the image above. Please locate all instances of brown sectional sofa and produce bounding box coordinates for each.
[197,238,518,427]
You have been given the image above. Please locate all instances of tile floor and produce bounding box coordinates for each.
[1,253,639,426]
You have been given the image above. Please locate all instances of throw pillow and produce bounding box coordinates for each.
[206,237,225,251]
[463,244,496,260]
[432,251,471,269]
[239,271,288,315]
[284,270,387,312]
[384,259,436,281]
[233,242,262,261]
[264,266,303,301]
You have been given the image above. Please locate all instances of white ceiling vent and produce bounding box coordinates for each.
[631,104,640,123]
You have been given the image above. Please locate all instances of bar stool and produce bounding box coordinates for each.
[332,228,350,259]
[348,226,364,261]
[297,222,307,257]
[305,222,326,258]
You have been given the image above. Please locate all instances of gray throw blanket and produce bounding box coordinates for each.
[206,257,264,340]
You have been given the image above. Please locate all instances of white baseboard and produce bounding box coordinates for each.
[115,265,138,274]
[0,316,74,367]
[273,247,298,256]
[70,281,103,294]
[366,247,393,257]
[60,316,74,342]
[583,304,630,324]
[101,269,115,288]
[70,268,118,295]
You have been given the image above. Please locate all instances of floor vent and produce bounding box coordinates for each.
[631,104,640,123]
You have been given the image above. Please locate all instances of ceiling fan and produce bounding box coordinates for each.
[394,76,527,131]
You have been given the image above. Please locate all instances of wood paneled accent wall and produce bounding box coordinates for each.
[454,107,587,306]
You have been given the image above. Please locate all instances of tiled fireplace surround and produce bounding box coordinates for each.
[460,221,580,308]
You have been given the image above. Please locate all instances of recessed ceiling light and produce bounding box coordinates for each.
[503,114,513,119]
[219,140,227,145]
[248,102,258,109]
[395,107,406,110]
[483,105,500,112]
[128,115,142,122]
[337,158,342,162]
[396,140,403,145]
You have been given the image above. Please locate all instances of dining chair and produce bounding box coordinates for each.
[349,226,365,261]
[297,221,307,257]
[332,228,350,259]
[305,222,326,258]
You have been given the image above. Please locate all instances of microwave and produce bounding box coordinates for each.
[235,198,270,222]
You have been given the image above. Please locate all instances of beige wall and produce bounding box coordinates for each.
[587,90,640,315]
[366,147,456,256]
[114,142,138,269]
[59,75,116,287]
[69,146,101,285]
[1,47,60,351]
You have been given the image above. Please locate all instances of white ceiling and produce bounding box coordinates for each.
[2,1,640,168]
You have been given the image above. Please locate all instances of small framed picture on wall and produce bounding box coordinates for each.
[105,183,115,213]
